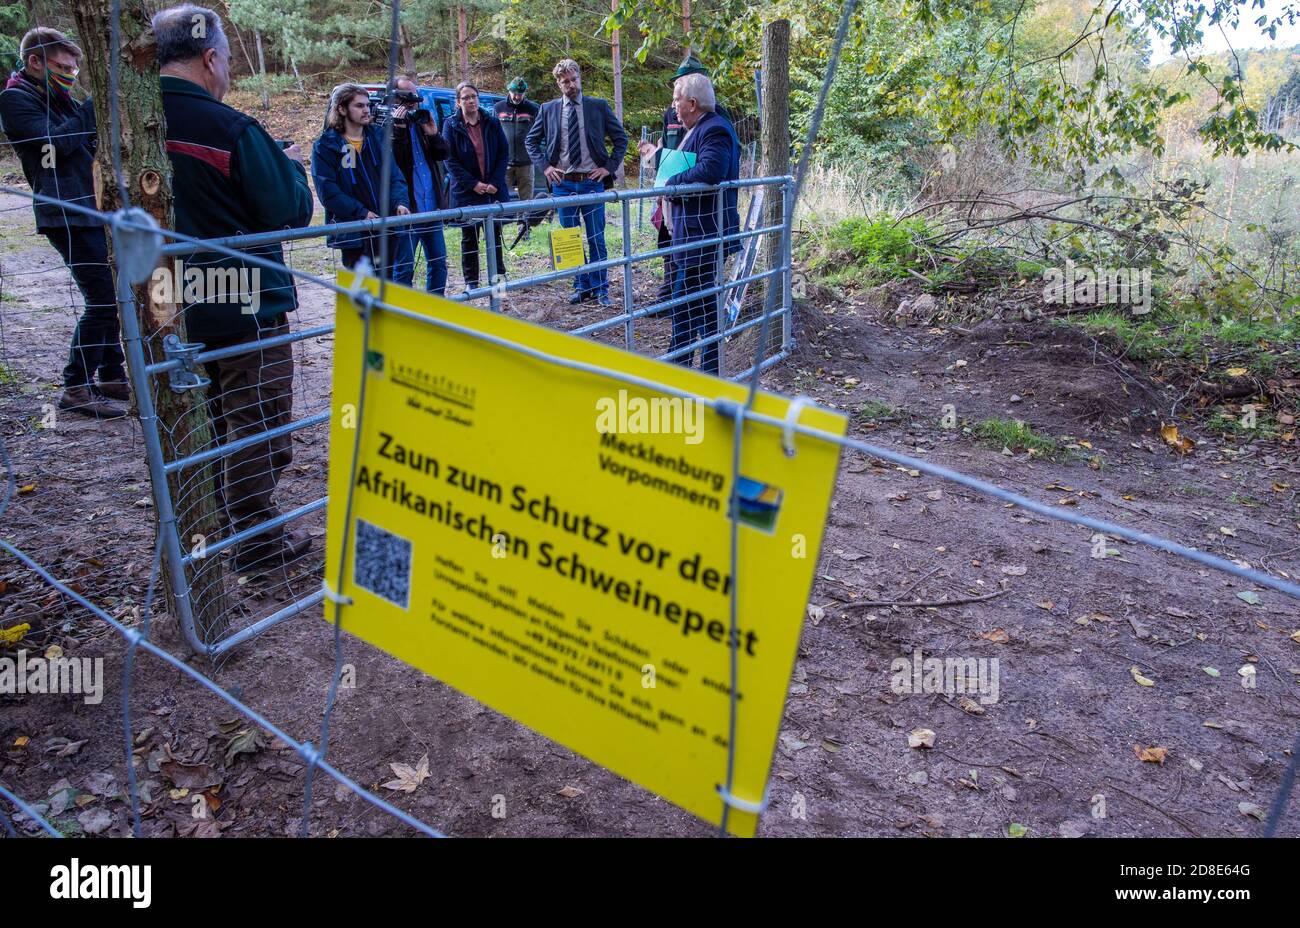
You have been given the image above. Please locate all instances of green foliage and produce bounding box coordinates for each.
[1065,307,1299,375]
[235,72,300,96]
[972,418,1061,457]
[805,215,936,284]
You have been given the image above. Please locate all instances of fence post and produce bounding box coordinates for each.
[782,177,794,352]
[71,0,229,647]
[484,213,502,313]
[637,125,649,231]
[621,198,635,349]
[715,185,726,374]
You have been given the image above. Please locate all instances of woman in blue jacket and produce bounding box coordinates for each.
[441,82,510,290]
[311,83,412,277]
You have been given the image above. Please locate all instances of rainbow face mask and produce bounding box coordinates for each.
[46,68,77,95]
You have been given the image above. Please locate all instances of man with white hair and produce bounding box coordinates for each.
[657,71,739,376]
[524,58,628,307]
[154,4,316,575]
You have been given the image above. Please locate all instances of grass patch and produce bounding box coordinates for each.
[972,418,1060,458]
[1062,309,1299,377]
[0,362,19,388]
[854,399,902,422]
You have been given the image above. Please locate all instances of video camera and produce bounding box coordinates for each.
[368,89,434,128]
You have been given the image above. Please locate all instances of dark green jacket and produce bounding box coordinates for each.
[161,76,313,340]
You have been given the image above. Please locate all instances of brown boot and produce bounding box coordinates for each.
[96,379,130,402]
[232,529,312,576]
[58,385,127,419]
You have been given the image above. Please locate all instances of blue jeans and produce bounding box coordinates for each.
[669,253,719,375]
[553,178,608,297]
[395,224,448,295]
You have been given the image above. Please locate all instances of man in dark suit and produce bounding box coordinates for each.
[524,58,628,307]
[638,56,735,308]
[661,73,739,376]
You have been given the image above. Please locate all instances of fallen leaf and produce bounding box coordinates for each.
[14,735,29,748]
[1219,526,1237,537]
[557,785,584,798]
[907,728,935,749]
[17,484,35,494]
[957,696,985,715]
[1035,599,1055,610]
[1129,666,1156,687]
[77,808,113,836]
[980,628,1010,643]
[1000,565,1027,576]
[169,787,190,800]
[159,759,221,791]
[1203,667,1220,677]
[1225,367,1248,377]
[1239,802,1265,821]
[1236,591,1261,605]
[223,727,266,766]
[806,604,825,626]
[1160,424,1194,454]
[1007,822,1029,837]
[382,753,430,793]
[1134,745,1168,764]
[0,623,30,647]
[45,737,87,758]
[821,738,844,753]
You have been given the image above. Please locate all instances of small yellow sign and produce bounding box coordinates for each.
[325,273,845,836]
[549,225,586,271]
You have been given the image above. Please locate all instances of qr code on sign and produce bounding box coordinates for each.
[354,518,412,609]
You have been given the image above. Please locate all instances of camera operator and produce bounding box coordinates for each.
[388,75,451,295]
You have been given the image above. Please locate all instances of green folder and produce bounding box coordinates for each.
[654,148,697,189]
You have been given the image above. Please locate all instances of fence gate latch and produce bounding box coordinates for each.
[161,333,210,393]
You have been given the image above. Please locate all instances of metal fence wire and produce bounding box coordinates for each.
[2,0,1299,839]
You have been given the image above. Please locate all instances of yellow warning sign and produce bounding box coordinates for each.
[548,224,585,271]
[325,273,845,836]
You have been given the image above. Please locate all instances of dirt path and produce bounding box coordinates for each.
[1,190,1297,838]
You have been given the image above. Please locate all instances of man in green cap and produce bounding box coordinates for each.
[638,55,735,308]
[495,77,540,200]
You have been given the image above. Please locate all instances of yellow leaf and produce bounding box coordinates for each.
[0,623,30,647]
[1134,745,1168,764]
[980,628,1010,643]
[17,484,35,494]
[1078,440,1093,449]
[14,735,29,748]
[1160,424,1194,454]
[1130,665,1156,687]
[1290,630,1300,644]
[1226,367,1248,377]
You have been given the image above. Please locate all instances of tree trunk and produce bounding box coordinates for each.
[683,0,692,54]
[289,54,304,93]
[457,6,470,82]
[759,19,790,348]
[611,0,624,185]
[231,21,257,75]
[254,29,270,111]
[68,0,229,645]
[399,23,416,74]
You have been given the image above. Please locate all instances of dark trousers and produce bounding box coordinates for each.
[42,225,125,388]
[341,230,413,280]
[201,320,295,544]
[459,220,506,289]
[669,254,720,376]
[654,222,677,302]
